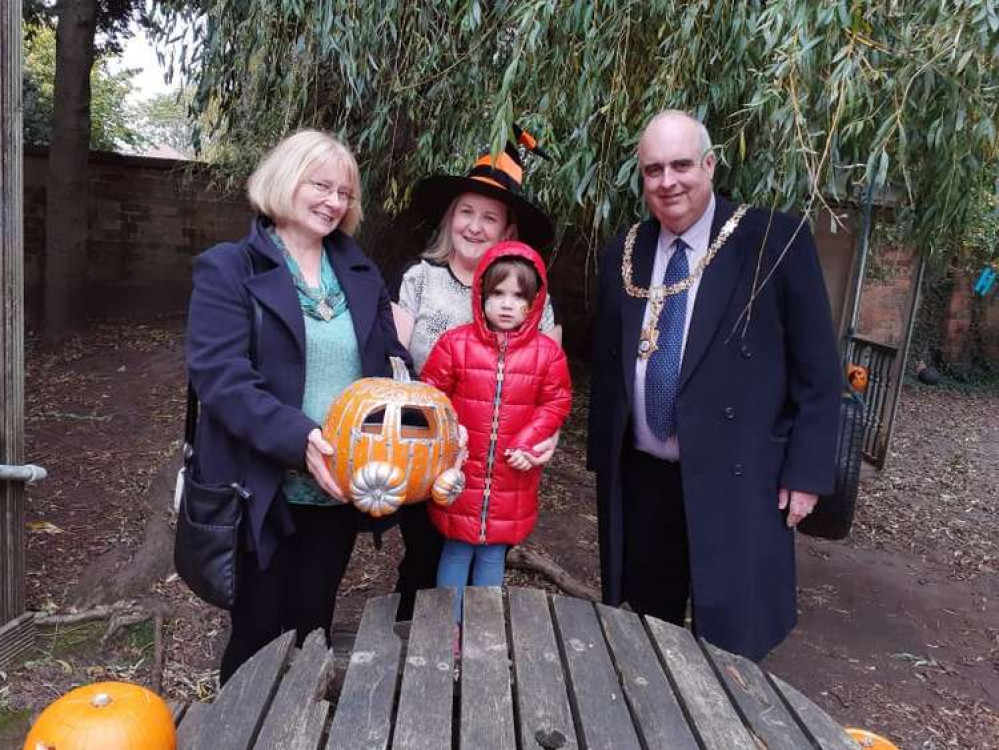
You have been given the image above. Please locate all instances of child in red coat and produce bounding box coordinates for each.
[421,241,572,630]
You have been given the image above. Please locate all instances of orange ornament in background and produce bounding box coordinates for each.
[23,681,175,750]
[847,363,869,392]
[323,357,466,517]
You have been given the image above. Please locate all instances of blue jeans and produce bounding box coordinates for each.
[436,540,508,623]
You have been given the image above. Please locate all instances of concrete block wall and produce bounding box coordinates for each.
[23,146,251,321]
[21,148,997,364]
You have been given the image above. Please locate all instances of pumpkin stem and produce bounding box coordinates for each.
[91,692,113,708]
[389,356,411,383]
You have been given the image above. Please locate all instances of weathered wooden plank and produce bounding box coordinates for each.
[0,612,34,670]
[177,700,210,750]
[392,588,455,750]
[702,641,812,750]
[326,594,402,750]
[186,629,296,750]
[770,674,857,750]
[254,629,334,749]
[0,0,26,638]
[290,701,331,750]
[169,700,188,726]
[551,595,641,750]
[459,587,515,750]
[508,588,578,750]
[597,605,698,750]
[644,618,756,750]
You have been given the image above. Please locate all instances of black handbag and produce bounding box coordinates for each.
[173,383,251,609]
[797,390,865,540]
[174,253,262,609]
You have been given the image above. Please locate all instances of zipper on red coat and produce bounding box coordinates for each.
[479,335,508,543]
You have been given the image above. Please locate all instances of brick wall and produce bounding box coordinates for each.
[856,241,999,364]
[24,146,251,321]
[942,270,999,363]
[856,243,917,348]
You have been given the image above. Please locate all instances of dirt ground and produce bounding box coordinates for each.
[1,316,997,749]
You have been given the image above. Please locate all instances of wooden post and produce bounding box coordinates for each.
[880,252,927,466]
[0,0,33,668]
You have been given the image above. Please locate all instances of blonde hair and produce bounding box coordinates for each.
[247,129,364,235]
[421,193,518,263]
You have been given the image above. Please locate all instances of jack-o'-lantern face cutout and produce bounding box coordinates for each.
[323,358,466,517]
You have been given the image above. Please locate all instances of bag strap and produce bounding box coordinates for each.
[184,247,264,469]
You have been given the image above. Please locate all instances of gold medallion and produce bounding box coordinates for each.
[623,205,749,359]
[638,324,659,360]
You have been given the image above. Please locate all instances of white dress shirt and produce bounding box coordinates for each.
[632,195,716,461]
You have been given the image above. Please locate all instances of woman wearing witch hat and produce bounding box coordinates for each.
[393,125,561,371]
[391,126,563,618]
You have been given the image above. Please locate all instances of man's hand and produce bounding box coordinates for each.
[778,487,818,528]
[306,428,345,500]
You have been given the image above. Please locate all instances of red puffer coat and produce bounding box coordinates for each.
[421,242,572,545]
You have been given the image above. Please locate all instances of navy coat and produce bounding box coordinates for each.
[587,196,840,660]
[186,217,412,569]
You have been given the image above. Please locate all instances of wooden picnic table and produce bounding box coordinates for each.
[174,586,857,750]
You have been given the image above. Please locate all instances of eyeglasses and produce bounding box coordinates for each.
[305,180,357,206]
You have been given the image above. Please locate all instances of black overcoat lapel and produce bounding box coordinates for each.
[244,224,307,358]
[679,196,750,390]
[620,219,660,404]
[326,233,380,353]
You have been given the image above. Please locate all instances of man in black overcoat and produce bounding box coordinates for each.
[588,110,840,660]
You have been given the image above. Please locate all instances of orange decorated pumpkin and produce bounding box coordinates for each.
[323,357,466,517]
[847,363,869,392]
[23,681,175,750]
[846,728,899,749]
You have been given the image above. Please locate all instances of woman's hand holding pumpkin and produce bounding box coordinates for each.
[306,428,345,500]
[524,430,560,467]
[455,424,469,471]
[505,448,533,471]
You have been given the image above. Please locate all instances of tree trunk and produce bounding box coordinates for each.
[43,0,97,341]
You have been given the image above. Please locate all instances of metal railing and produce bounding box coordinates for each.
[843,336,898,468]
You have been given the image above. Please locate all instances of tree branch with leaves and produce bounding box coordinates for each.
[152,1,999,265]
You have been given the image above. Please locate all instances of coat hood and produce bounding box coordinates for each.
[470,241,549,347]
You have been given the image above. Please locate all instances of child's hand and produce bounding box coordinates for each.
[505,448,532,472]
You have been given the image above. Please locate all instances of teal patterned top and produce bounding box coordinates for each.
[271,231,363,506]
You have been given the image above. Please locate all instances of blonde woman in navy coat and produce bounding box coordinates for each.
[185,130,411,683]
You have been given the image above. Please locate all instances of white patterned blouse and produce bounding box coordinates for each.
[397,259,557,374]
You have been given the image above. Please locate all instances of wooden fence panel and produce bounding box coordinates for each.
[0,0,27,649]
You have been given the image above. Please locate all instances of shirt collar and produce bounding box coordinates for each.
[658,193,716,255]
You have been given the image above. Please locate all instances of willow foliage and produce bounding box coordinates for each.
[154,1,999,257]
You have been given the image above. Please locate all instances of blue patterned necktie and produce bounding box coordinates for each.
[645,238,689,440]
